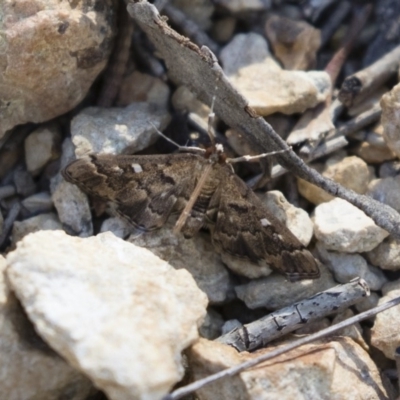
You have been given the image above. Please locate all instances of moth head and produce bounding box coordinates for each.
[204,143,227,164]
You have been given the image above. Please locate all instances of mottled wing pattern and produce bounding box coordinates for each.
[62,153,207,232]
[211,165,320,281]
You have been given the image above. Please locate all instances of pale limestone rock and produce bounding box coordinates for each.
[12,212,62,246]
[129,221,233,304]
[313,198,389,252]
[220,33,330,116]
[0,0,115,139]
[116,71,170,108]
[260,190,314,247]
[381,81,400,157]
[316,243,387,291]
[71,102,171,158]
[298,154,371,205]
[366,236,400,271]
[51,139,93,237]
[235,264,335,310]
[265,15,321,70]
[368,175,400,213]
[24,124,62,176]
[6,230,208,400]
[215,0,268,13]
[371,280,400,360]
[0,256,93,399]
[187,337,389,400]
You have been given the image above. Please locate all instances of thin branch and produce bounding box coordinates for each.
[164,295,400,400]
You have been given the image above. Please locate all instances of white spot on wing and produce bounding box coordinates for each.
[132,163,143,173]
[260,218,271,227]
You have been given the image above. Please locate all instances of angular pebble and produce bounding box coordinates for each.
[313,198,389,252]
[366,236,400,271]
[367,175,400,213]
[381,81,400,157]
[6,230,208,400]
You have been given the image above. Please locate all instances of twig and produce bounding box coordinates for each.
[97,3,134,107]
[395,347,400,394]
[0,201,21,248]
[164,295,400,400]
[217,278,369,352]
[339,44,400,108]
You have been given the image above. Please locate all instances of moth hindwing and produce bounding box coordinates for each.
[62,150,320,282]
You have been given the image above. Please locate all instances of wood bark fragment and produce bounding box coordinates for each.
[127,0,400,238]
[217,278,370,352]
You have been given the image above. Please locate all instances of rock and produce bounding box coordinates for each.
[381,81,400,157]
[12,212,63,247]
[101,217,132,239]
[220,33,330,116]
[316,243,387,291]
[51,139,93,237]
[265,15,321,70]
[260,190,314,247]
[24,124,62,176]
[366,236,400,271]
[210,17,236,43]
[215,0,268,13]
[0,255,94,399]
[70,102,171,158]
[221,319,243,335]
[235,263,335,310]
[371,280,400,360]
[187,337,390,399]
[116,71,170,108]
[13,169,37,198]
[313,198,389,252]
[129,221,233,304]
[172,85,211,119]
[297,154,371,205]
[367,175,400,213]
[171,0,215,30]
[6,230,208,400]
[354,292,380,314]
[199,308,225,340]
[0,0,115,139]
[21,192,54,216]
[379,160,400,178]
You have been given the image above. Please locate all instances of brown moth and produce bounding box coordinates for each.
[62,144,320,281]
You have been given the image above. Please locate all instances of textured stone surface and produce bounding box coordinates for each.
[0,0,115,138]
[316,243,387,291]
[313,198,389,252]
[298,155,371,205]
[367,175,400,213]
[0,256,93,400]
[371,280,400,360]
[6,230,208,400]
[381,81,400,157]
[71,102,171,158]
[366,236,400,271]
[188,337,389,400]
[220,33,330,116]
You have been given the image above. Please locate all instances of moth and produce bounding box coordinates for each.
[62,142,320,282]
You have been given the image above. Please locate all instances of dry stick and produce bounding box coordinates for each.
[339,44,400,108]
[127,1,400,238]
[217,278,369,352]
[97,3,134,107]
[164,295,400,400]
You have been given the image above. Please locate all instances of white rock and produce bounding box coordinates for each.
[0,255,93,399]
[366,236,400,271]
[129,221,233,304]
[71,102,170,158]
[371,280,400,360]
[187,337,389,399]
[24,124,61,176]
[354,292,380,314]
[220,33,330,115]
[260,190,313,246]
[6,230,208,400]
[381,81,400,157]
[51,138,93,237]
[12,212,62,246]
[313,198,389,252]
[316,243,387,291]
[235,263,335,310]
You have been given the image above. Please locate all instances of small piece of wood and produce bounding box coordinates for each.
[217,278,370,352]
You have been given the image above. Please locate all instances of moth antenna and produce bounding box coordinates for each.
[149,122,205,154]
[173,163,213,235]
[206,84,218,146]
[226,147,291,164]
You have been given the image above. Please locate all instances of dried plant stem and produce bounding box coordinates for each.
[164,295,400,400]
